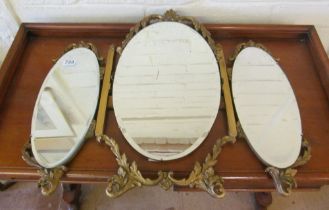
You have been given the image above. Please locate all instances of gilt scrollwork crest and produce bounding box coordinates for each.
[117,9,216,55]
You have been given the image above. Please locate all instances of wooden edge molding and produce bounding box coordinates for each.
[22,22,313,39]
[307,26,329,100]
[0,24,28,107]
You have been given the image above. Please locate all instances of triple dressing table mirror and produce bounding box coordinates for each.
[0,9,327,202]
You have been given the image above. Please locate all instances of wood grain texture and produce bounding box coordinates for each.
[0,23,328,191]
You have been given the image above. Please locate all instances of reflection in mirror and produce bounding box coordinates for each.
[232,46,302,168]
[31,48,100,168]
[113,22,221,161]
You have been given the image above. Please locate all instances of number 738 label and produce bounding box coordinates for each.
[62,59,77,67]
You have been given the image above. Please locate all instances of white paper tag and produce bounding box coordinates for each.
[62,59,77,67]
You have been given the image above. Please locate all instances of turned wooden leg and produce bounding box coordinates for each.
[62,184,81,210]
[255,192,272,210]
[0,181,15,191]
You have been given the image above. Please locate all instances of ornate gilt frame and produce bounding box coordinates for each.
[95,10,237,198]
[22,41,104,196]
[229,40,311,196]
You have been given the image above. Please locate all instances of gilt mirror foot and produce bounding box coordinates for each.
[99,134,233,198]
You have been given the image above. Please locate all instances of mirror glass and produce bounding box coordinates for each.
[113,22,221,161]
[31,48,100,168]
[232,47,302,168]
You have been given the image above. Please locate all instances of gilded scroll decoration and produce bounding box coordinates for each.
[265,167,297,196]
[53,41,104,65]
[167,135,235,198]
[265,136,311,196]
[38,166,67,196]
[228,40,274,66]
[99,135,165,198]
[100,134,235,198]
[291,137,311,168]
[216,44,238,141]
[22,142,66,196]
[117,9,216,55]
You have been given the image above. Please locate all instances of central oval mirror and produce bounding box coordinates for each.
[113,22,221,161]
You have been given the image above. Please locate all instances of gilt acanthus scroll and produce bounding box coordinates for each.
[99,134,234,198]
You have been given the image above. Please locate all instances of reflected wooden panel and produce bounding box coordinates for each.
[113,22,221,161]
[232,46,302,169]
[31,48,100,168]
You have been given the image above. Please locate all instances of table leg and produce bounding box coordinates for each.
[62,184,81,210]
[255,192,272,210]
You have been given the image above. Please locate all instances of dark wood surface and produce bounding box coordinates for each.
[0,23,328,191]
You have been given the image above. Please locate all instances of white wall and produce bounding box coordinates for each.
[0,1,19,64]
[0,0,329,65]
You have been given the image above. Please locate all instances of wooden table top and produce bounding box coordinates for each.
[0,23,328,191]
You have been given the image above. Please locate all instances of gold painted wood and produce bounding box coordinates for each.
[22,142,67,196]
[95,45,115,141]
[38,166,67,196]
[265,137,311,196]
[216,44,237,139]
[117,9,216,56]
[52,41,104,65]
[228,40,277,65]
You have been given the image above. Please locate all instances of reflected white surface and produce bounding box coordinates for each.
[113,22,221,161]
[232,47,302,168]
[31,48,100,168]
